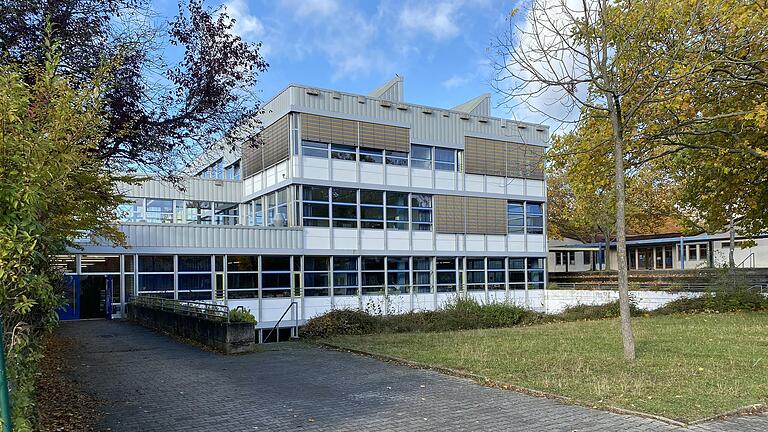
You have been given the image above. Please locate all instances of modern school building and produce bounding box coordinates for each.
[57,77,550,334]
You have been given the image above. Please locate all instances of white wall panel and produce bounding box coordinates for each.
[333,228,358,249]
[412,231,433,251]
[386,231,410,250]
[411,168,432,188]
[487,235,506,252]
[360,163,384,184]
[526,179,545,198]
[507,235,525,253]
[527,234,546,253]
[117,176,242,202]
[360,230,385,250]
[435,171,456,191]
[466,235,486,252]
[486,176,506,194]
[386,166,409,187]
[506,178,525,196]
[302,158,330,180]
[304,227,331,249]
[436,234,457,251]
[331,160,358,183]
[465,174,484,192]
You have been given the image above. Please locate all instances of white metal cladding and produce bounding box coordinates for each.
[117,176,242,202]
[257,85,549,150]
[86,224,303,252]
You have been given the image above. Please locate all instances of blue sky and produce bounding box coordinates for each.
[151,0,527,120]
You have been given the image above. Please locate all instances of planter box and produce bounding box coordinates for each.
[126,304,255,354]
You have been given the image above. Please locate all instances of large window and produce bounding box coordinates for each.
[333,256,358,296]
[332,188,358,228]
[225,160,241,180]
[176,200,212,224]
[145,199,174,224]
[385,150,408,166]
[436,257,457,292]
[508,258,525,290]
[359,148,383,163]
[507,202,525,234]
[360,190,384,229]
[303,256,330,296]
[331,144,356,161]
[528,258,545,289]
[117,198,145,222]
[177,255,212,301]
[227,255,259,299]
[413,257,432,294]
[488,258,505,290]
[303,186,330,227]
[246,200,263,226]
[386,192,409,230]
[137,255,174,298]
[267,188,289,227]
[507,201,545,234]
[261,256,291,297]
[361,256,385,294]
[302,141,329,158]
[466,258,485,291]
[526,203,544,234]
[434,147,457,171]
[387,257,409,295]
[214,202,239,226]
[411,194,432,231]
[410,145,433,169]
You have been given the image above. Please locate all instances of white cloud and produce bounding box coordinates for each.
[285,0,340,17]
[398,1,462,41]
[222,0,265,41]
[442,74,471,88]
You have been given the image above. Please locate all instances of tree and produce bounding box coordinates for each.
[492,0,728,361]
[0,0,268,176]
[548,133,678,270]
[0,41,126,429]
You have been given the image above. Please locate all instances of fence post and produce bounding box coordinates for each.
[0,320,13,432]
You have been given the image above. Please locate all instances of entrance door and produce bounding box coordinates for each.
[79,275,110,319]
[58,275,80,320]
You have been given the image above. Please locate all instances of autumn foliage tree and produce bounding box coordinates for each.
[492,0,767,361]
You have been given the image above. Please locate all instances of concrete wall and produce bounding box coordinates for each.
[542,289,703,314]
[126,304,255,354]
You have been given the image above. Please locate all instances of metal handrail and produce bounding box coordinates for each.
[131,296,229,321]
[737,253,755,268]
[263,301,298,343]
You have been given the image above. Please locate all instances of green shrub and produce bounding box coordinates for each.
[300,309,380,338]
[559,298,643,321]
[653,289,768,315]
[229,308,257,324]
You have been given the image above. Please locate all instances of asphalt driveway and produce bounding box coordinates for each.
[57,320,766,431]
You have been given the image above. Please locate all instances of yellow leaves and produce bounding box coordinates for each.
[744,103,768,129]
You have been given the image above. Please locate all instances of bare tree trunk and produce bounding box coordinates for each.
[607,96,636,362]
[728,213,736,290]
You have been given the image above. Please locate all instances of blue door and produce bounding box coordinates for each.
[58,275,80,320]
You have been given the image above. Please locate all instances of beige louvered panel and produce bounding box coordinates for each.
[523,144,545,180]
[434,195,466,234]
[465,137,505,177]
[506,142,524,178]
[241,138,263,178]
[465,197,507,235]
[331,117,358,146]
[262,115,290,169]
[359,121,409,152]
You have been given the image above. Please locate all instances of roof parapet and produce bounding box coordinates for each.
[368,75,404,102]
[452,93,491,117]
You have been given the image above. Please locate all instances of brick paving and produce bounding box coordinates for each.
[58,320,766,431]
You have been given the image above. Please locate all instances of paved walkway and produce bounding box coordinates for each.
[58,320,766,431]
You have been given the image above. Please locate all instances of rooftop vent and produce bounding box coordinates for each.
[331,91,341,99]
[478,117,489,123]
[306,88,320,96]
[357,96,366,104]
[380,101,392,108]
[459,114,470,120]
[518,125,528,129]
[396,104,408,111]
[422,109,433,115]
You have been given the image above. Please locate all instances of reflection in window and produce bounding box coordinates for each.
[507,201,525,234]
[262,256,291,297]
[117,198,145,222]
[176,200,212,224]
[526,203,544,234]
[387,257,409,295]
[385,150,408,166]
[436,257,457,293]
[303,256,329,296]
[386,192,409,230]
[302,141,329,158]
[360,190,384,229]
[361,256,385,294]
[411,194,432,231]
[145,199,174,224]
[413,257,432,293]
[359,148,383,163]
[332,188,358,228]
[410,145,432,169]
[267,188,289,227]
[527,257,545,289]
[303,186,330,227]
[508,258,525,289]
[333,256,358,296]
[214,202,239,225]
[488,258,505,290]
[434,147,456,171]
[331,144,356,161]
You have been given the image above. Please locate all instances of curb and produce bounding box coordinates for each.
[319,342,692,427]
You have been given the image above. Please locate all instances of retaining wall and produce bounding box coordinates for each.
[126,304,255,354]
[540,289,703,314]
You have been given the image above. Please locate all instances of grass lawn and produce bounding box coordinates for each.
[323,312,768,422]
